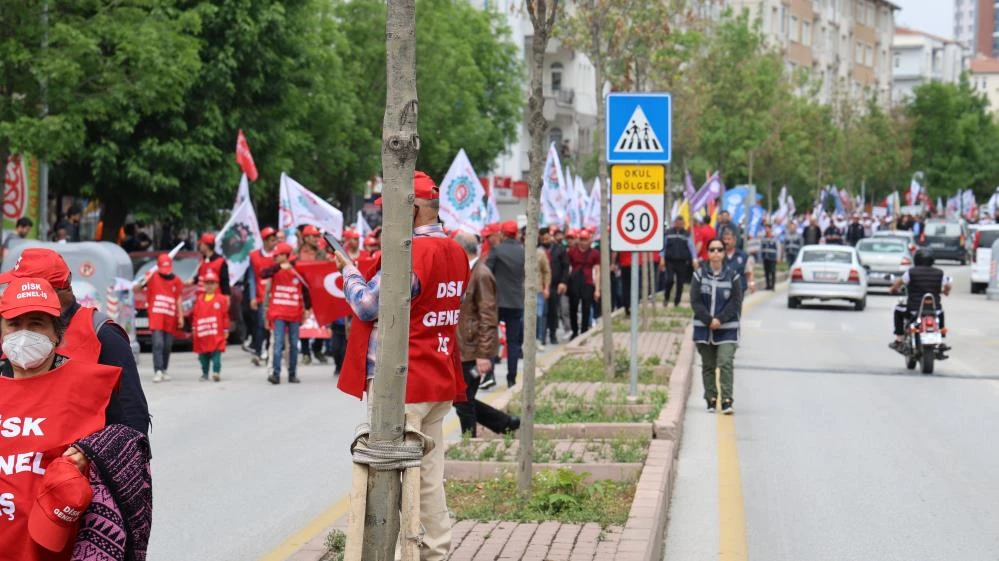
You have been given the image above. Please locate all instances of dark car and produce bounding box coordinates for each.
[130,251,245,348]
[918,220,968,264]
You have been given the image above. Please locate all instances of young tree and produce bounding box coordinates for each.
[520,0,559,495]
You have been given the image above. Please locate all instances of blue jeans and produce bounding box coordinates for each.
[498,307,523,386]
[272,319,300,378]
[535,292,546,342]
[252,306,269,356]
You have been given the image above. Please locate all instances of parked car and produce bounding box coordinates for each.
[788,245,868,310]
[856,239,912,288]
[131,251,245,347]
[917,219,968,264]
[970,225,999,293]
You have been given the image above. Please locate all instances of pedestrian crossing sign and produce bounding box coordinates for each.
[606,93,671,164]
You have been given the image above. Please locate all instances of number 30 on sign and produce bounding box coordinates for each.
[610,165,665,252]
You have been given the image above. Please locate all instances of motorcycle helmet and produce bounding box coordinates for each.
[913,249,935,267]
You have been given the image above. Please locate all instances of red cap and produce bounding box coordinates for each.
[274,242,294,256]
[375,171,440,206]
[260,227,277,240]
[157,254,173,275]
[0,278,62,319]
[343,228,360,240]
[0,248,71,290]
[567,229,578,239]
[28,457,93,552]
[301,225,320,237]
[203,269,220,283]
[585,225,597,233]
[548,225,560,235]
[199,233,216,247]
[578,229,593,241]
[364,235,379,247]
[501,220,518,237]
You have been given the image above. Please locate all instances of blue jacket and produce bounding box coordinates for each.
[724,249,750,292]
[691,263,743,344]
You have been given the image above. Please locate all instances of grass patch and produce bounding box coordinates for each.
[509,385,667,424]
[321,529,346,561]
[446,468,635,527]
[543,351,664,384]
[612,306,690,332]
[446,437,650,464]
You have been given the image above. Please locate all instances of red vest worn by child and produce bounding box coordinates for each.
[0,360,121,561]
[145,273,183,332]
[338,236,469,404]
[266,267,306,324]
[192,293,230,353]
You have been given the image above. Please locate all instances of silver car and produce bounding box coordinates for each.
[788,245,869,310]
[856,239,912,288]
[872,230,917,254]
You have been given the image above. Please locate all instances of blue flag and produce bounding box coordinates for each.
[721,186,750,225]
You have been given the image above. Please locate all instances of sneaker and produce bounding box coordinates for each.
[162,372,172,382]
[721,400,734,415]
[506,415,521,433]
[200,374,209,382]
[888,340,904,353]
[549,336,559,345]
[316,355,329,365]
[261,349,269,361]
[706,398,717,413]
[479,374,497,390]
[267,374,280,385]
[251,356,262,367]
[302,355,313,366]
[537,343,547,353]
[288,376,301,384]
[212,373,221,382]
[152,371,163,384]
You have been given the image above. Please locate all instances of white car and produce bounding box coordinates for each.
[970,225,999,293]
[856,239,912,288]
[788,245,868,310]
[871,229,917,254]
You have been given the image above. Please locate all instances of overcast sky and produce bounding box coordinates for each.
[893,0,954,38]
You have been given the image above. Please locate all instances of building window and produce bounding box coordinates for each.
[894,53,900,68]
[781,6,787,35]
[803,21,812,46]
[791,15,799,41]
[550,63,563,92]
[865,45,872,66]
[772,7,779,34]
[856,42,863,64]
[549,127,563,148]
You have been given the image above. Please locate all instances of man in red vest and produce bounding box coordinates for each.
[335,171,469,561]
[191,232,231,295]
[249,226,278,366]
[135,253,184,383]
[0,248,149,435]
[262,242,312,384]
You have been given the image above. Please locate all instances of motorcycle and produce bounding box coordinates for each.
[899,293,948,374]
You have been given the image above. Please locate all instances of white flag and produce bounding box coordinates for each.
[234,174,251,209]
[772,186,789,221]
[215,200,262,282]
[438,149,486,234]
[279,173,344,247]
[541,143,568,227]
[583,178,602,233]
[485,188,501,224]
[908,178,921,205]
[568,175,588,229]
[356,210,371,237]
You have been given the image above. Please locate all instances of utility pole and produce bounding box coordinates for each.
[361,0,419,558]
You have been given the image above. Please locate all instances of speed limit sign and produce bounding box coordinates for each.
[610,165,665,252]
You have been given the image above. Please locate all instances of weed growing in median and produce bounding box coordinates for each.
[544,351,664,384]
[446,437,650,464]
[322,529,346,561]
[446,469,635,527]
[510,385,668,424]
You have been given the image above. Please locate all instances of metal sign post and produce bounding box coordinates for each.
[629,253,639,399]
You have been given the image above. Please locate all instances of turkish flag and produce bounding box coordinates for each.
[296,261,352,324]
[235,129,259,181]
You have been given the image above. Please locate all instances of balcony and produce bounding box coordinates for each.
[553,88,575,106]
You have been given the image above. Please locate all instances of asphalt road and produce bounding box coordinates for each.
[664,263,999,561]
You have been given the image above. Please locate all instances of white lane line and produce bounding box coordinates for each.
[788,321,815,331]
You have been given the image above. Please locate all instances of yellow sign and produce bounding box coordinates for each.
[611,165,665,195]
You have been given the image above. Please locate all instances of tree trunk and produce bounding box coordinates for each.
[594,16,614,382]
[362,0,419,558]
[519,0,558,496]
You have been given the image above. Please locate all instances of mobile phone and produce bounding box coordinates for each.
[323,232,354,267]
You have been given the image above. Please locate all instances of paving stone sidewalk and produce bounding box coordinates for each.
[446,521,621,561]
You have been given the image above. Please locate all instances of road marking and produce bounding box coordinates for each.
[256,363,513,561]
[718,415,748,560]
[789,321,815,331]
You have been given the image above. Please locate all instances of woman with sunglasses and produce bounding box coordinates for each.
[691,238,744,414]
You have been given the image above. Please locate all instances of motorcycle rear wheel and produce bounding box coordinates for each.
[921,351,934,374]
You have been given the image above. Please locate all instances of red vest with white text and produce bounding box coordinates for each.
[145,273,183,332]
[338,236,469,403]
[0,359,121,561]
[266,267,305,323]
[197,255,225,292]
[249,249,274,304]
[192,293,230,353]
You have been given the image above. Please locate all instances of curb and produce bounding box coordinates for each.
[653,325,695,445]
[612,439,676,561]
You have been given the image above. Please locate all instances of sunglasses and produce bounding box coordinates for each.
[708,247,725,253]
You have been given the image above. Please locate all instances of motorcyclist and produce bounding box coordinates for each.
[888,249,951,355]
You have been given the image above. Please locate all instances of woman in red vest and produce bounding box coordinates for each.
[135,254,183,383]
[0,277,125,560]
[191,232,231,295]
[192,269,230,382]
[262,242,311,384]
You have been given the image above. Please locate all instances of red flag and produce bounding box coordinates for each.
[295,261,351,324]
[235,129,258,181]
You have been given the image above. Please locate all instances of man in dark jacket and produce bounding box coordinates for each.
[454,233,520,435]
[541,226,569,345]
[802,217,822,246]
[846,214,866,246]
[660,215,696,307]
[487,220,526,387]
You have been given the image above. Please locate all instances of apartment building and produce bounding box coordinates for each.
[970,56,999,112]
[953,0,999,57]
[731,0,899,104]
[892,27,964,102]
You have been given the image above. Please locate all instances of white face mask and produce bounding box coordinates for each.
[3,330,55,370]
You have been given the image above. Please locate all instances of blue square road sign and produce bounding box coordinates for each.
[606,93,672,164]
